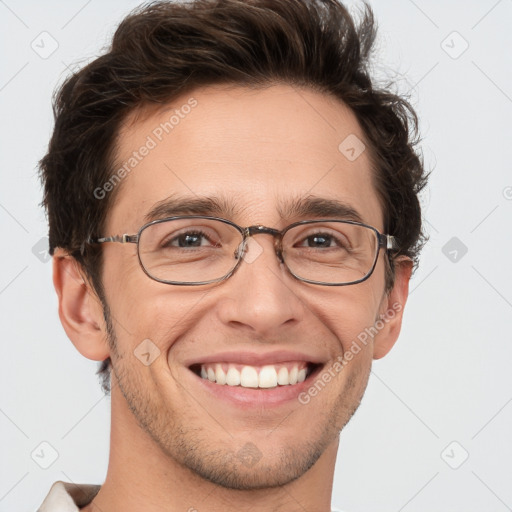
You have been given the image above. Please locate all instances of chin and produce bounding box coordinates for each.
[177,441,325,490]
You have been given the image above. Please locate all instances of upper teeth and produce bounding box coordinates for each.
[199,363,309,388]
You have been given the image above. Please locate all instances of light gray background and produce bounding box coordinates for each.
[1,1,511,510]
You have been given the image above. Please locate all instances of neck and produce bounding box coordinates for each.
[84,383,338,512]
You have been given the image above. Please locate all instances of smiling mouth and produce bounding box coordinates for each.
[189,362,321,389]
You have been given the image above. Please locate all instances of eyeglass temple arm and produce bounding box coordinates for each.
[380,234,398,251]
[91,234,138,244]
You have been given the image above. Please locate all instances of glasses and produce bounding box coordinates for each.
[90,215,398,286]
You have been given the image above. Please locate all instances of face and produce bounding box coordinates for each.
[98,84,402,489]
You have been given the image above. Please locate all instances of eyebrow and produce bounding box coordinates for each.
[277,195,364,224]
[144,194,241,223]
[144,193,365,224]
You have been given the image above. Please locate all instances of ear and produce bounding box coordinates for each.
[52,248,110,361]
[373,256,413,360]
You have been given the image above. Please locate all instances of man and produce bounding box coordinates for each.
[37,0,428,510]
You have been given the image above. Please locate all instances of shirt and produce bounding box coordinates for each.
[37,480,345,511]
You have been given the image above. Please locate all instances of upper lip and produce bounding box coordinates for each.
[185,349,326,367]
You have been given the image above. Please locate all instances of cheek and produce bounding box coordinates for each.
[108,280,214,361]
[311,285,382,357]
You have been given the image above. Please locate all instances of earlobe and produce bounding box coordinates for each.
[52,248,110,361]
[373,256,413,360]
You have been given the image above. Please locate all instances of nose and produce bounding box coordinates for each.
[215,235,304,336]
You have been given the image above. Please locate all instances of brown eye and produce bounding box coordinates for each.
[163,230,216,248]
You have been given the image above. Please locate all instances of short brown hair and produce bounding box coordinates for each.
[39,0,429,394]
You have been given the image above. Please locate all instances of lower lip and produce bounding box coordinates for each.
[189,365,323,409]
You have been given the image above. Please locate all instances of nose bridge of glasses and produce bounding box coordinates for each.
[239,225,284,261]
[245,225,282,238]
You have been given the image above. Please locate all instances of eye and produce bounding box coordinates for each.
[295,230,350,250]
[163,230,221,248]
[299,233,337,248]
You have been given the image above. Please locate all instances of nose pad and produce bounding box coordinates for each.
[275,244,285,264]
[233,239,248,260]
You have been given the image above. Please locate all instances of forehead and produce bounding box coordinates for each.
[108,84,384,232]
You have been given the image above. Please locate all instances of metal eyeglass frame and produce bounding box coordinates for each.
[89,215,399,286]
